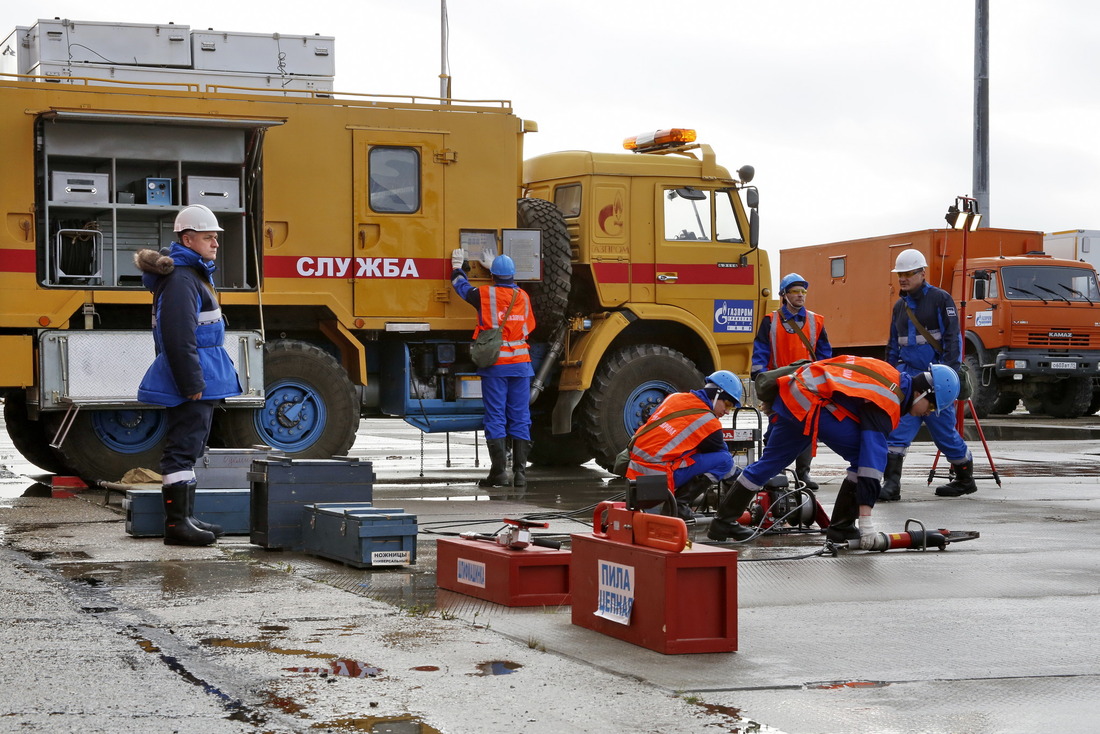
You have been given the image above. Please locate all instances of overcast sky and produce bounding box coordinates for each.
[5,1,1098,271]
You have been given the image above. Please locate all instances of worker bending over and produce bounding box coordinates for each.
[625,371,743,521]
[707,356,960,545]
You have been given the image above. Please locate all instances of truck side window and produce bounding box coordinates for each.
[830,257,846,278]
[664,187,711,241]
[715,191,744,243]
[554,184,581,218]
[369,146,420,213]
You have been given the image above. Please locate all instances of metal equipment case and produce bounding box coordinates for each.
[190,30,335,76]
[194,446,281,489]
[570,533,738,654]
[248,456,375,550]
[185,176,241,208]
[436,537,572,607]
[300,503,417,568]
[124,487,250,537]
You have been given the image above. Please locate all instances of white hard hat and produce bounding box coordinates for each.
[174,204,223,233]
[892,249,927,273]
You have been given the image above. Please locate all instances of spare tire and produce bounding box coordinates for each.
[517,198,571,339]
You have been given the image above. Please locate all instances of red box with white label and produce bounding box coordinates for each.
[435,538,572,607]
[570,533,738,654]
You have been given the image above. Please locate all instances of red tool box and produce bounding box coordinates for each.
[570,532,738,654]
[435,537,572,607]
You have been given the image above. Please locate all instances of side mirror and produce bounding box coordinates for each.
[745,188,759,209]
[749,209,760,249]
[974,278,988,301]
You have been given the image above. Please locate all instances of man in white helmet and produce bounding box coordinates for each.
[134,204,242,546]
[880,248,975,501]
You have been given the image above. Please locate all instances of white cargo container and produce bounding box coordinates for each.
[1044,230,1100,269]
[0,26,32,76]
[191,30,334,76]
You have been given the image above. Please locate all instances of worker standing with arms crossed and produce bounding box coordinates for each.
[451,248,536,488]
[880,249,976,501]
[751,272,832,488]
[135,205,242,546]
[624,371,744,522]
[708,355,960,544]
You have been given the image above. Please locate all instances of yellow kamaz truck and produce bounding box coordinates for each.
[0,19,772,481]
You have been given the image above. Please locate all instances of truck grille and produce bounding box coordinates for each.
[1021,331,1098,349]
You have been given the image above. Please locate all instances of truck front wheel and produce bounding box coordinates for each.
[1038,375,1093,419]
[578,345,704,472]
[964,353,999,419]
[215,340,359,456]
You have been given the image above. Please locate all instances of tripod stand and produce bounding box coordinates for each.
[928,398,1001,487]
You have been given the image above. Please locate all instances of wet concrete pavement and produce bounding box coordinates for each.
[2,413,1099,733]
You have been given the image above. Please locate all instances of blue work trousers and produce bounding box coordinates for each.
[160,399,216,483]
[671,449,736,489]
[887,409,970,463]
[480,374,532,441]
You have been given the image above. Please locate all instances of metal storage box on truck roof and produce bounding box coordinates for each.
[24,18,192,68]
[0,27,32,75]
[191,30,335,76]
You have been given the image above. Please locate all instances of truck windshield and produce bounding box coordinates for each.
[1001,265,1100,303]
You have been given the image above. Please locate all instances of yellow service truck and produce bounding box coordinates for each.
[0,19,772,481]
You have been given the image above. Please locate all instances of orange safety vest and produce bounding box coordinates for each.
[778,355,904,454]
[475,286,535,366]
[626,392,721,490]
[767,308,825,369]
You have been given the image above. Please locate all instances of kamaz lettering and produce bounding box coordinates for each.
[295,257,421,278]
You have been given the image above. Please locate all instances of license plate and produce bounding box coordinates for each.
[1051,361,1077,369]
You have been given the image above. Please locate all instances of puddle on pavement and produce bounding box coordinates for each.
[284,660,382,678]
[808,680,890,689]
[994,462,1100,477]
[202,637,336,658]
[411,665,439,671]
[311,715,441,733]
[474,660,521,676]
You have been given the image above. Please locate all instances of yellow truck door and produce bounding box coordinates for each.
[351,130,446,321]
[654,186,758,342]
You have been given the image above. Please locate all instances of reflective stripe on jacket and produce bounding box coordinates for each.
[768,308,826,369]
[778,356,903,450]
[626,391,721,490]
[476,285,534,366]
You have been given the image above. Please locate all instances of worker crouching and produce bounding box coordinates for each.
[625,371,744,522]
[707,356,959,546]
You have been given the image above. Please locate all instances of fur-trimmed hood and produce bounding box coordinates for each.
[134,248,174,275]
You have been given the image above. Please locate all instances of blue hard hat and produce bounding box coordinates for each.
[780,273,809,294]
[705,370,743,407]
[490,254,516,278]
[927,364,960,414]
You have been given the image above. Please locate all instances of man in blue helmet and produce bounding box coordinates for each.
[451,248,536,488]
[707,356,959,545]
[752,272,832,489]
[880,248,976,501]
[625,370,744,522]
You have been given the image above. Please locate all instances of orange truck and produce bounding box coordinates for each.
[0,19,772,481]
[780,228,1100,418]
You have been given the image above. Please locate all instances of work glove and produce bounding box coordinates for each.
[479,249,496,269]
[450,248,466,270]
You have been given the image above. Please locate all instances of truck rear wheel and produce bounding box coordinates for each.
[215,340,359,456]
[3,391,69,474]
[517,198,572,339]
[1039,376,1093,418]
[528,416,594,467]
[44,408,168,482]
[578,345,704,472]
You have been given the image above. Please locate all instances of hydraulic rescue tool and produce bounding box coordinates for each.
[460,518,562,550]
[825,518,980,555]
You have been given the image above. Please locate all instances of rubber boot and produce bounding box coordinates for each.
[935,459,977,497]
[825,478,861,543]
[162,482,216,547]
[673,474,712,522]
[706,477,757,542]
[794,447,818,490]
[184,479,224,538]
[511,438,531,488]
[479,438,512,488]
[878,453,904,502]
